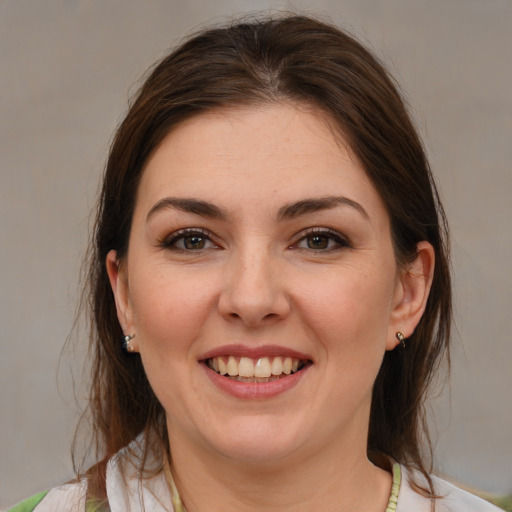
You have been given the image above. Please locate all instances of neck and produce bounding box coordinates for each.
[166,426,392,512]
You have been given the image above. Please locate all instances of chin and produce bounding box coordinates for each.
[203,417,304,464]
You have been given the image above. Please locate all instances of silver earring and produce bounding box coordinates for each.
[395,331,406,349]
[122,334,136,353]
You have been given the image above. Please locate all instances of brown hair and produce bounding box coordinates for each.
[79,13,451,496]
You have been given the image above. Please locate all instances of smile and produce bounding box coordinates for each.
[205,356,309,382]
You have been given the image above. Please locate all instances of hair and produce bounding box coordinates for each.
[78,13,451,498]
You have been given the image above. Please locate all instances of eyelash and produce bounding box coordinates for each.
[159,228,218,251]
[160,226,350,253]
[292,227,350,252]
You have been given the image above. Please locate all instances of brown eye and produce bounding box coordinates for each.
[183,235,207,250]
[294,228,349,252]
[307,234,329,249]
[162,229,218,251]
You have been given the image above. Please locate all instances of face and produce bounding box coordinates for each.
[108,103,422,466]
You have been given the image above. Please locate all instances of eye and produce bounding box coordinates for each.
[294,228,349,251]
[161,228,219,251]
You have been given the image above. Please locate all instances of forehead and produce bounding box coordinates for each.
[136,103,386,220]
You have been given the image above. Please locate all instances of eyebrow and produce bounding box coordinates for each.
[277,196,369,221]
[146,195,369,222]
[146,198,228,222]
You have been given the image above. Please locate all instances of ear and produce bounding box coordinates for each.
[386,241,435,350]
[106,250,136,349]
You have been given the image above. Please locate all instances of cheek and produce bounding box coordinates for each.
[297,263,396,356]
[127,269,218,414]
[129,267,217,355]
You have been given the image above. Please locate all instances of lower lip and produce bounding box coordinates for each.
[202,363,310,399]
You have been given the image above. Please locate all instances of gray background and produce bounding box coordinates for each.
[1,0,511,507]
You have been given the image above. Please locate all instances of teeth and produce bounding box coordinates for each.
[271,357,283,376]
[282,357,292,375]
[227,356,238,376]
[207,355,306,379]
[239,357,255,377]
[254,357,272,378]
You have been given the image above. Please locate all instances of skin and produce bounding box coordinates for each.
[107,103,434,512]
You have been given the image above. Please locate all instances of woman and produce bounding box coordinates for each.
[9,14,502,512]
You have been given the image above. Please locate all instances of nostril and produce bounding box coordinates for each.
[218,275,291,326]
[226,310,281,326]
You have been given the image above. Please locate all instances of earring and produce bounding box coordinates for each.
[122,334,136,353]
[395,331,406,349]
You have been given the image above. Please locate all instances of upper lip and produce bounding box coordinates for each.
[198,344,313,361]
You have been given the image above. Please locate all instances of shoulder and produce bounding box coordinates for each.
[104,438,172,512]
[7,436,172,512]
[397,465,504,512]
[7,482,86,512]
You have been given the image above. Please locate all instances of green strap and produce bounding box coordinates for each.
[85,497,110,512]
[385,463,401,512]
[8,490,109,512]
[7,491,48,512]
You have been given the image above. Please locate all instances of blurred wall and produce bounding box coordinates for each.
[1,0,511,507]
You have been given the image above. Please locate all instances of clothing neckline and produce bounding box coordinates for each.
[166,462,402,512]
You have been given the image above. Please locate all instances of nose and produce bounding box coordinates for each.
[218,246,291,327]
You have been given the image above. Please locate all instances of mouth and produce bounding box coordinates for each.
[204,355,310,383]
